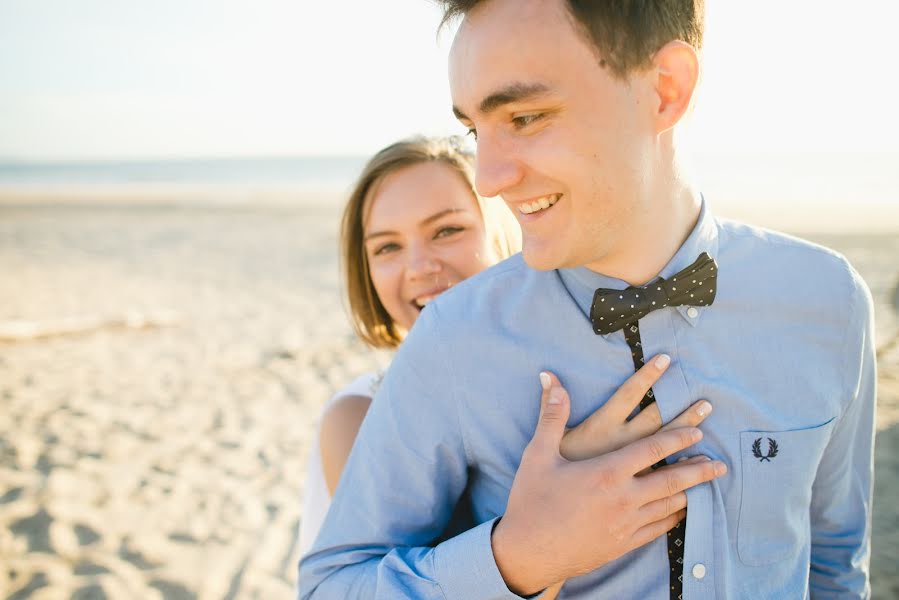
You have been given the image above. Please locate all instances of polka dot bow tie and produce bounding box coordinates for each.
[590,253,718,335]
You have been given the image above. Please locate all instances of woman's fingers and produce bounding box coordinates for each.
[551,361,714,466]
[589,354,672,428]
[659,400,713,432]
[629,509,688,552]
[639,491,688,522]
[635,453,709,477]
[635,456,727,500]
[535,371,571,458]
[625,401,664,438]
[629,398,712,441]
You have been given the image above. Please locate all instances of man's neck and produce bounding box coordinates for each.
[584,185,702,287]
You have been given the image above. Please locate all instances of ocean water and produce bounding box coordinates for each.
[0,152,896,232]
[0,152,895,195]
[0,156,368,188]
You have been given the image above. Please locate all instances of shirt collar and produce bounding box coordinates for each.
[557,195,720,337]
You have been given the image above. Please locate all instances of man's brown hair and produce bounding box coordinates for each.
[437,0,704,78]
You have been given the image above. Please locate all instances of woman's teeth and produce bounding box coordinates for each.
[518,194,560,215]
[414,295,438,308]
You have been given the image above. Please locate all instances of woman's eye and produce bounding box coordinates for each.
[435,226,464,239]
[373,242,401,256]
[465,127,478,140]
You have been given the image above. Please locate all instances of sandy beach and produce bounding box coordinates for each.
[1,190,897,599]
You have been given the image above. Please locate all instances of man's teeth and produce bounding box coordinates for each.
[518,194,560,215]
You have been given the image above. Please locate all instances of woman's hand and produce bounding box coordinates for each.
[535,356,712,599]
[551,354,712,462]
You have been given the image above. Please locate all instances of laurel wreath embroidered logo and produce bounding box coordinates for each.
[752,437,779,462]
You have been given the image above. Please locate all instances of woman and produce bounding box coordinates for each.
[299,137,711,595]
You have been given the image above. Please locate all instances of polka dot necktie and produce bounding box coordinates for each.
[589,253,718,600]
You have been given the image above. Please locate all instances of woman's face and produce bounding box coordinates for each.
[363,161,500,332]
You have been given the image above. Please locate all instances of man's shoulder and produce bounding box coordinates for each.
[718,217,843,264]
[716,218,872,311]
[388,253,557,395]
[457,251,535,288]
[400,253,574,357]
[428,253,553,318]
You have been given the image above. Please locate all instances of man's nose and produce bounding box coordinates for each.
[474,134,524,199]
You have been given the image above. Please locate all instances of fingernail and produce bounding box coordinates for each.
[654,354,670,369]
[691,429,703,442]
[539,372,551,390]
[714,462,727,476]
[548,388,563,405]
[677,456,689,462]
[697,401,712,417]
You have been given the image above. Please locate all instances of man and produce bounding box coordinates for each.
[299,1,875,598]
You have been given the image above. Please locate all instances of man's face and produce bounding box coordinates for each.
[449,0,658,272]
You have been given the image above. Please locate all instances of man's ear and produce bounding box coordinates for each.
[652,40,700,134]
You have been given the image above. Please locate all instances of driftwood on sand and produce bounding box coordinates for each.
[0,310,181,342]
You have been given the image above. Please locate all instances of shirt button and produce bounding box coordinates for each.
[692,563,707,579]
[687,307,699,319]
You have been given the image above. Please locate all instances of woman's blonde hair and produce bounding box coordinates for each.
[341,135,520,349]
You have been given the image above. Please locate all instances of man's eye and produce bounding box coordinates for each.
[435,226,464,239]
[373,242,401,256]
[512,113,544,129]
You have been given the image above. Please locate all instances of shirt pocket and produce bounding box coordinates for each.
[737,418,835,566]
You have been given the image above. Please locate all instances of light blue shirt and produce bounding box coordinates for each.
[299,200,875,599]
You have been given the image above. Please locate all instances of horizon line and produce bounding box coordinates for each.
[2,149,898,166]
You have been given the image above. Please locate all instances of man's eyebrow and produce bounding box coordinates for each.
[363,208,466,241]
[453,82,552,121]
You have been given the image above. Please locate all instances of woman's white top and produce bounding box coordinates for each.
[298,371,381,559]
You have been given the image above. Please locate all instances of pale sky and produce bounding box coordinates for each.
[0,0,897,161]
